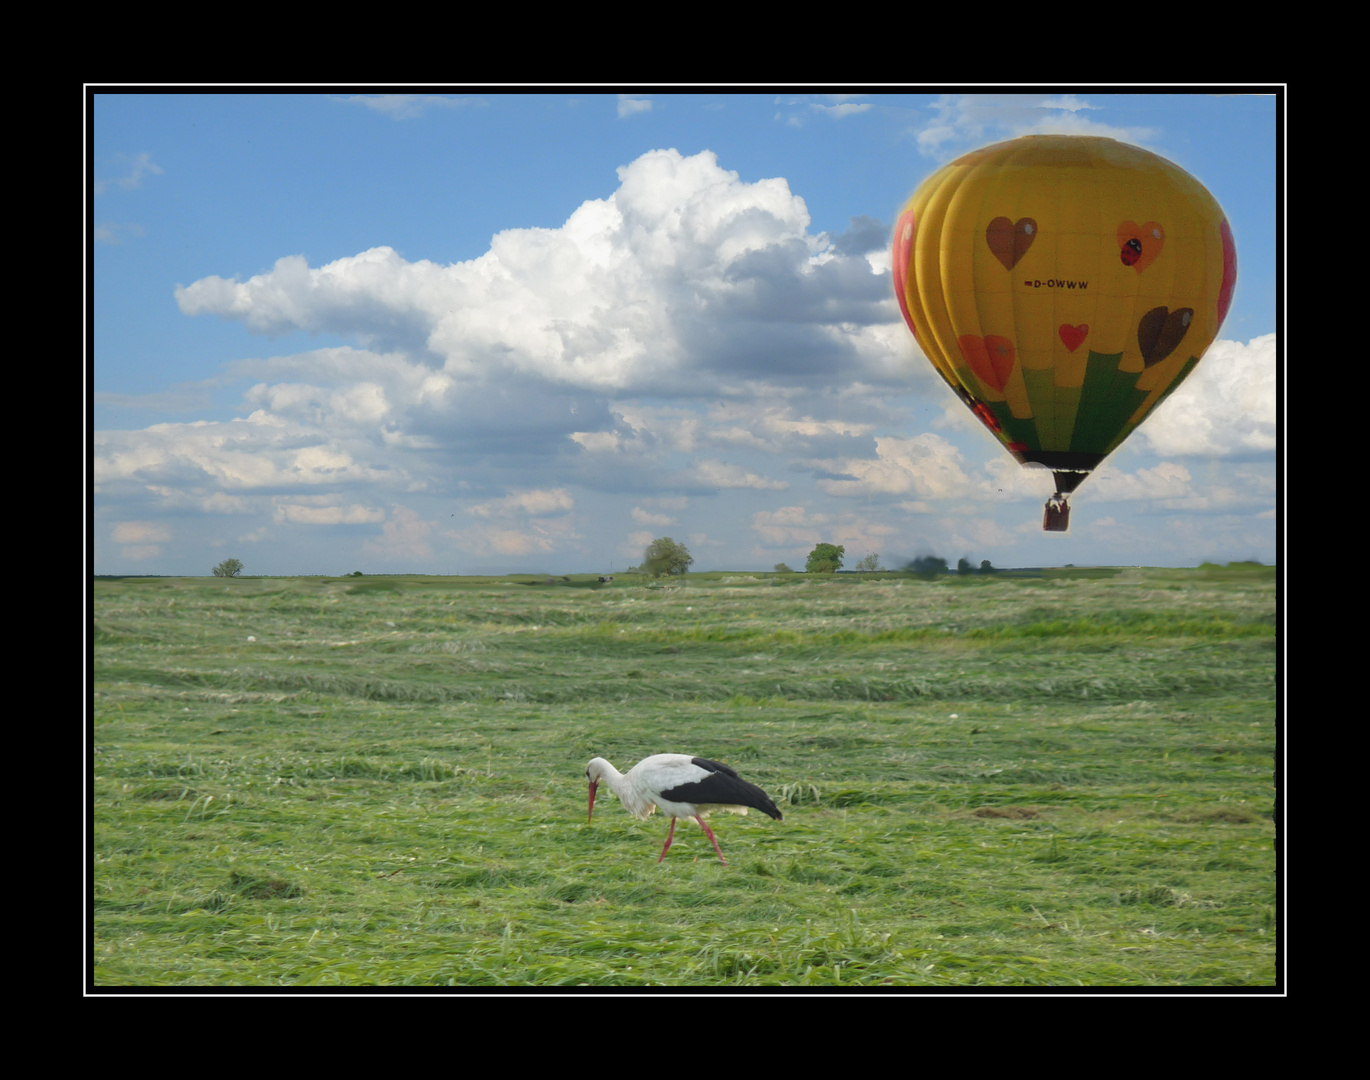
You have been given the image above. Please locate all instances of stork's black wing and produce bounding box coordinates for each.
[660,758,783,821]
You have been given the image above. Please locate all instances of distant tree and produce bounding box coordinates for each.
[349,570,364,577]
[907,555,947,579]
[957,558,973,575]
[212,558,243,578]
[806,543,845,574]
[773,563,794,574]
[856,553,882,572]
[979,560,996,574]
[644,537,693,578]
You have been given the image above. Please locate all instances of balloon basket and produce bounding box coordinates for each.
[1043,495,1070,532]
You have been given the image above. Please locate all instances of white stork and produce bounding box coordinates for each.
[584,754,782,865]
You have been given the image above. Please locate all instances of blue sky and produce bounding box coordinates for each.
[91,92,1279,575]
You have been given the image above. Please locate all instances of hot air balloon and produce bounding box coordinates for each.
[892,135,1237,531]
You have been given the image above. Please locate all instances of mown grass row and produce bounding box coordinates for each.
[96,641,1272,705]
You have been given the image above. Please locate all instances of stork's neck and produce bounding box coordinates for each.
[589,757,626,789]
[589,758,652,818]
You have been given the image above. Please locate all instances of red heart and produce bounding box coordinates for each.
[1058,324,1089,352]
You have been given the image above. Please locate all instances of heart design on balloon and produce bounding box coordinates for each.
[958,334,1015,391]
[1137,306,1193,366]
[986,217,1037,271]
[1117,221,1164,272]
[1058,324,1089,352]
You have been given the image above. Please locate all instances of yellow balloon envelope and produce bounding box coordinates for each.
[892,135,1237,530]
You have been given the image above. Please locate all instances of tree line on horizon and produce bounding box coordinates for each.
[195,542,1267,581]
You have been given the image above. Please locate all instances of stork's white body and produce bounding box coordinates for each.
[585,753,782,865]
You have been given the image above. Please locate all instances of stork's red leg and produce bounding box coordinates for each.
[695,815,729,865]
[658,817,678,862]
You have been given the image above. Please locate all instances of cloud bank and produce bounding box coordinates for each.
[173,149,894,394]
[98,148,1277,573]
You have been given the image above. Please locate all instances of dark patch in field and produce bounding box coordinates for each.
[228,870,304,899]
[1117,885,1177,906]
[1169,807,1257,824]
[972,806,1040,819]
[132,784,198,801]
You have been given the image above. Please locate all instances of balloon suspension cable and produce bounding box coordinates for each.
[1043,492,1071,532]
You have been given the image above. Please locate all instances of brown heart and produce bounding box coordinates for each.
[1137,306,1193,367]
[986,217,1036,271]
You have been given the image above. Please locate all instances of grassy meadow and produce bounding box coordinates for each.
[92,566,1279,988]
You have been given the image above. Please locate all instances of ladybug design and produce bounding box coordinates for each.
[1120,236,1143,266]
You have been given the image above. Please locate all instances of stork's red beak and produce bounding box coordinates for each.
[588,779,598,823]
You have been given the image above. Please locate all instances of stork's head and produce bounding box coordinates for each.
[585,757,608,823]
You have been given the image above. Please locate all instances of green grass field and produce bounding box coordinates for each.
[92,566,1279,988]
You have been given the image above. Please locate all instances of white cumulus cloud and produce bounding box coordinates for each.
[618,95,652,118]
[1135,334,1277,458]
[112,521,171,543]
[692,459,789,490]
[816,433,975,499]
[752,506,831,546]
[632,506,676,527]
[469,488,575,518]
[174,149,891,396]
